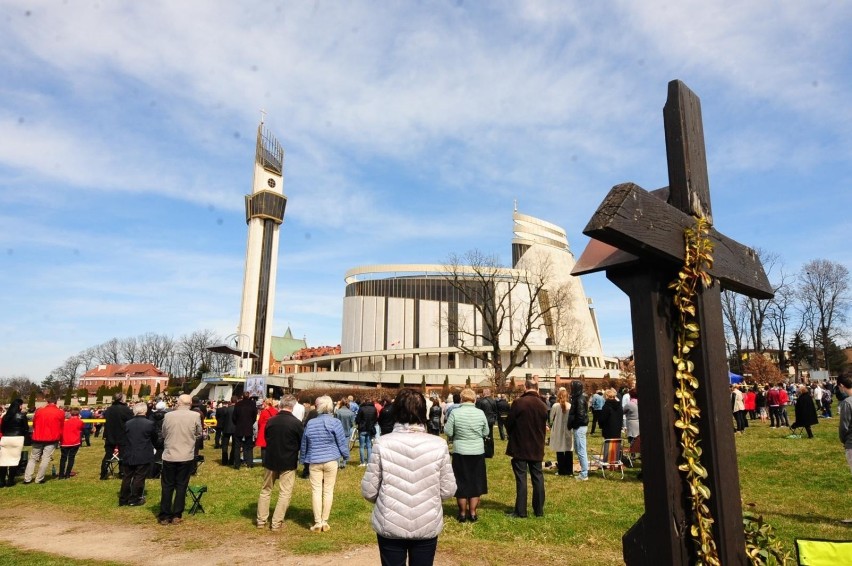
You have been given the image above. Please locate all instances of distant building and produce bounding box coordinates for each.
[78,363,169,395]
[268,327,308,374]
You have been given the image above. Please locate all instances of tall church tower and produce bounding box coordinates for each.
[237,121,286,375]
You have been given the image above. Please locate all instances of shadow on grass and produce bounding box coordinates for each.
[240,502,316,528]
[771,511,852,526]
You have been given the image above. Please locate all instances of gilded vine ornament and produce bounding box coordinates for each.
[668,216,720,566]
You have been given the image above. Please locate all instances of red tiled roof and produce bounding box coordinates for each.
[82,363,167,378]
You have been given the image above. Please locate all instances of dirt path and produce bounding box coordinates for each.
[0,507,460,565]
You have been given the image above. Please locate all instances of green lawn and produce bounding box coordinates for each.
[1,414,849,564]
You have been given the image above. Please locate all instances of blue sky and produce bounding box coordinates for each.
[1,1,850,380]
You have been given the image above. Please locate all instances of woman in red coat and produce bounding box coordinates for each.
[743,387,757,421]
[255,398,279,460]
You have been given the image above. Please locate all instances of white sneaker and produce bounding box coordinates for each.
[310,523,323,532]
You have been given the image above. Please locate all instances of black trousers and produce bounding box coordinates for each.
[120,462,151,504]
[234,435,254,469]
[59,446,80,477]
[220,433,234,465]
[214,428,222,449]
[377,535,438,566]
[497,416,508,440]
[159,460,193,520]
[511,458,545,517]
[590,410,602,434]
[556,451,573,476]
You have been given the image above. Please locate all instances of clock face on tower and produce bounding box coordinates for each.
[267,178,276,188]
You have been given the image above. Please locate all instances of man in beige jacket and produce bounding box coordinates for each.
[158,394,202,525]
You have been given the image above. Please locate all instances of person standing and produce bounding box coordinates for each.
[568,380,590,481]
[548,388,573,476]
[838,375,852,467]
[598,389,623,440]
[624,389,640,443]
[791,385,819,439]
[256,395,304,530]
[158,394,202,525]
[212,401,224,449]
[777,383,790,427]
[335,399,355,469]
[219,398,236,466]
[589,389,605,435]
[495,394,510,441]
[475,388,498,440]
[506,376,549,518]
[23,395,65,484]
[0,399,30,487]
[100,393,133,480]
[232,392,258,469]
[79,406,93,447]
[121,402,155,506]
[58,407,84,479]
[355,397,378,466]
[445,388,489,522]
[361,388,456,565]
[301,395,349,532]
[255,398,279,461]
[731,384,746,433]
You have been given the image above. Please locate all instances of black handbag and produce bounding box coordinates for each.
[483,435,494,458]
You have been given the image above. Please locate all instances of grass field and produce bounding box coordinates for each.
[1,412,850,565]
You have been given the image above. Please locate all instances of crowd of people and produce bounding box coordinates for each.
[2,372,852,564]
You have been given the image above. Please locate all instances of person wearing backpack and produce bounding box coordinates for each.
[428,401,443,435]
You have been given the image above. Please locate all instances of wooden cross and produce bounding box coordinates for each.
[573,80,773,565]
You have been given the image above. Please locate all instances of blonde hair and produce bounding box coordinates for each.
[315,395,334,415]
[604,388,617,400]
[460,388,476,403]
[557,388,569,414]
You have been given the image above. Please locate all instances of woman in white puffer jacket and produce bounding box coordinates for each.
[361,388,457,565]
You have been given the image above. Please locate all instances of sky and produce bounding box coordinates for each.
[1,1,851,381]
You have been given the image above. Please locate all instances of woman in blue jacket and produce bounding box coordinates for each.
[301,395,350,532]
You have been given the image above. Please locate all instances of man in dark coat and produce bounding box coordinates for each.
[495,394,510,440]
[232,392,258,469]
[506,376,549,518]
[256,395,304,529]
[120,403,155,506]
[568,380,590,480]
[354,398,378,466]
[218,399,236,466]
[100,393,134,480]
[476,388,498,440]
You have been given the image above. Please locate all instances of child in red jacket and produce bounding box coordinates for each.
[59,408,84,479]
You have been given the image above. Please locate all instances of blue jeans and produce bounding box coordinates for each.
[377,535,437,566]
[359,432,373,464]
[574,426,589,478]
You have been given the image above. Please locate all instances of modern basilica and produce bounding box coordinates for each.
[270,210,619,391]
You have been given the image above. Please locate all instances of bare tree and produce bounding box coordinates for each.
[0,375,40,401]
[138,332,174,371]
[175,329,219,382]
[797,259,851,372]
[544,282,588,378]
[721,289,749,372]
[46,355,84,394]
[744,249,780,353]
[442,249,568,390]
[765,269,794,371]
[95,337,122,365]
[120,336,139,364]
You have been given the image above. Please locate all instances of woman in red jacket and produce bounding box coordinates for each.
[255,398,279,460]
[59,408,84,479]
[743,387,757,421]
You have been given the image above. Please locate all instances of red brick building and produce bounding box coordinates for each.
[78,363,169,395]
